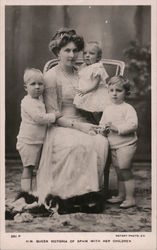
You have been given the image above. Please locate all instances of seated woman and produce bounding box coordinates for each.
[36,28,109,213]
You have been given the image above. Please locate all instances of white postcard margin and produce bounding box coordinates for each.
[0,0,157,250]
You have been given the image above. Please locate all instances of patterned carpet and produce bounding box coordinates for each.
[5,160,151,232]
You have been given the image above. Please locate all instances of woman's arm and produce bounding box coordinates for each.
[43,69,61,113]
[56,116,98,134]
[43,68,98,134]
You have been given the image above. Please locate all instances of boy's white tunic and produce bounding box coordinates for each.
[16,95,56,167]
[17,95,56,144]
[100,102,138,149]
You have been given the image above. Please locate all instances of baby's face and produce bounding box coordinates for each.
[25,74,44,99]
[108,83,126,104]
[83,44,99,66]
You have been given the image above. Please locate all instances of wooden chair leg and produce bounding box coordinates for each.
[104,148,111,199]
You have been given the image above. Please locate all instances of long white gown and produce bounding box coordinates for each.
[36,65,109,203]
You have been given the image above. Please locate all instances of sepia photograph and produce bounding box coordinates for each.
[0,0,156,249]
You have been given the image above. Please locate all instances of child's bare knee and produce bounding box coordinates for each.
[118,169,134,181]
[22,166,33,179]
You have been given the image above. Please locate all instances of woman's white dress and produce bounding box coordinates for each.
[36,65,109,203]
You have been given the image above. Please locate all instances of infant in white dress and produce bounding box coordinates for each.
[74,41,111,113]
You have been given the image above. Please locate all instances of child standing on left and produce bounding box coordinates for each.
[16,68,61,193]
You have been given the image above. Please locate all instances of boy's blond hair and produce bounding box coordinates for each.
[85,41,102,61]
[108,75,131,96]
[23,68,44,85]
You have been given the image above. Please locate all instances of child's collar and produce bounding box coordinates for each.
[111,101,125,106]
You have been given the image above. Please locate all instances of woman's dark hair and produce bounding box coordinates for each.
[49,28,84,56]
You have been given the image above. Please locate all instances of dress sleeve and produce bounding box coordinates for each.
[100,67,109,82]
[117,105,138,135]
[43,68,62,113]
[92,64,109,84]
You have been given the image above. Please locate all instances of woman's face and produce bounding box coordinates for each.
[58,42,79,67]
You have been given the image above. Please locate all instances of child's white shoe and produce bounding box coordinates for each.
[12,198,27,212]
[107,196,124,204]
[120,199,136,209]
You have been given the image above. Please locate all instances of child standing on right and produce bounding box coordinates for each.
[99,75,138,208]
[16,68,61,193]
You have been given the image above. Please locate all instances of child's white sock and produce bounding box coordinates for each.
[118,181,125,198]
[124,179,135,201]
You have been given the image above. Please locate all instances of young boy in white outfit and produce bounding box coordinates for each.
[16,68,61,193]
[99,75,138,208]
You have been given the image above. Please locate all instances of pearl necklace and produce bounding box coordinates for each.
[58,64,78,90]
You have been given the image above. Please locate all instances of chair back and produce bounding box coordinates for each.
[43,58,125,76]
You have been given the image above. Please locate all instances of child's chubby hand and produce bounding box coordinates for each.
[106,122,118,133]
[91,73,101,82]
[55,111,62,119]
[89,126,105,136]
[94,125,110,136]
[88,129,97,136]
[75,88,88,96]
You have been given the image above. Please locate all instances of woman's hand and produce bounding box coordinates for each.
[94,124,112,136]
[75,88,88,96]
[95,126,106,135]
[76,122,98,134]
[94,126,108,136]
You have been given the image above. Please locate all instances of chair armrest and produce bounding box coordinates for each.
[101,59,125,76]
[43,58,125,76]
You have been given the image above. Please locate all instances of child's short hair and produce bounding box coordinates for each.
[86,41,102,61]
[23,68,44,85]
[108,75,131,96]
